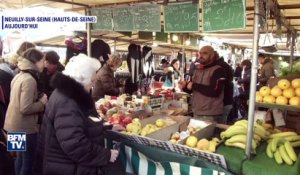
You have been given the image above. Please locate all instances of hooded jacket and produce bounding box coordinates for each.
[34,73,111,175]
[4,59,44,134]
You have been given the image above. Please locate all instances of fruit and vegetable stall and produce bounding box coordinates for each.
[96,86,300,175]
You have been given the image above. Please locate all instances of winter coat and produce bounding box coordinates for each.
[191,62,225,116]
[39,64,64,97]
[4,59,44,134]
[217,58,234,106]
[238,68,251,98]
[259,58,275,86]
[0,130,15,175]
[33,73,113,175]
[91,64,119,101]
[0,63,14,107]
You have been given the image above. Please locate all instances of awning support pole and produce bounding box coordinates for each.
[86,8,92,57]
[246,0,260,158]
[289,34,295,71]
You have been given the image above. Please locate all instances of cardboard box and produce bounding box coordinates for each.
[285,111,300,134]
[141,115,190,141]
[179,120,216,145]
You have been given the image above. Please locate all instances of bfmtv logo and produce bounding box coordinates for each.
[7,132,26,151]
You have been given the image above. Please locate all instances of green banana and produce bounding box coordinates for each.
[266,142,273,158]
[285,135,300,142]
[274,150,283,164]
[284,141,297,162]
[271,137,285,152]
[269,132,298,139]
[291,141,300,147]
[279,145,293,165]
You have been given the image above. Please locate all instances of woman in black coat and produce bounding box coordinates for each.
[33,54,124,175]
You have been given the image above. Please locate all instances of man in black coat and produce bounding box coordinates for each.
[39,51,64,97]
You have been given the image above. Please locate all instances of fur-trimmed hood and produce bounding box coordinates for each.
[50,72,97,116]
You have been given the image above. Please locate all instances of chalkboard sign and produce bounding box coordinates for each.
[164,3,199,32]
[202,0,246,32]
[113,7,134,31]
[132,4,161,31]
[91,8,113,31]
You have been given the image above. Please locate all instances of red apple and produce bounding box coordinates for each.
[121,116,132,126]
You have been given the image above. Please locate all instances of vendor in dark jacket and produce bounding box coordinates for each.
[216,55,234,124]
[185,46,226,123]
[39,51,64,97]
[236,59,252,118]
[33,54,124,175]
[92,54,123,101]
[238,60,252,97]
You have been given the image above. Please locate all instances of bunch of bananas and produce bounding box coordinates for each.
[221,120,268,153]
[266,132,300,165]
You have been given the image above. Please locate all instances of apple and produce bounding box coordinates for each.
[121,116,132,126]
[126,123,134,132]
[140,130,147,136]
[171,132,180,140]
[99,105,108,115]
[188,127,196,133]
[259,86,271,97]
[155,119,166,127]
[186,136,198,148]
[104,101,112,109]
[132,118,140,123]
[106,107,118,117]
[277,79,291,90]
[111,113,120,120]
[111,118,120,124]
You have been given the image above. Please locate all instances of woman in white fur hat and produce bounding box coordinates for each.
[33,54,125,175]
